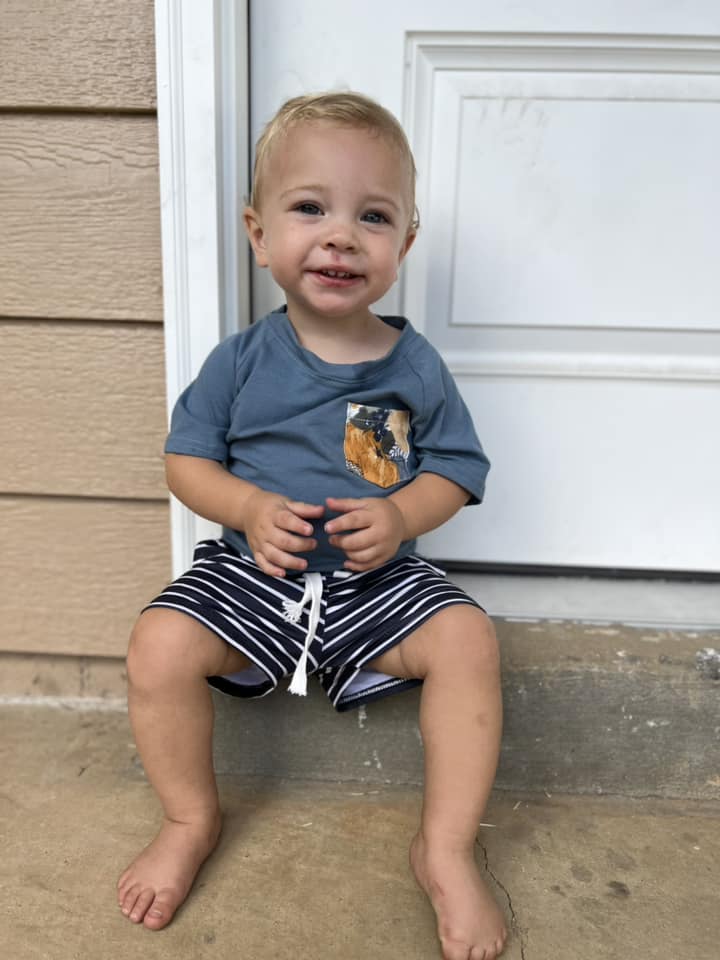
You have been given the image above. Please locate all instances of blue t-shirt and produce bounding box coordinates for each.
[166,308,490,571]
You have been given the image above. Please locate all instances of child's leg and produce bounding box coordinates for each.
[117,608,252,930]
[366,605,506,960]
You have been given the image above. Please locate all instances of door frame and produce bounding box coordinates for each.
[154,0,251,576]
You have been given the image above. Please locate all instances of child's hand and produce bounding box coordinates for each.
[324,496,407,572]
[243,491,324,577]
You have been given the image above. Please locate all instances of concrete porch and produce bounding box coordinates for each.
[3,683,719,960]
[4,575,719,959]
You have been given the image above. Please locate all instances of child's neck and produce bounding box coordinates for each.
[287,310,401,364]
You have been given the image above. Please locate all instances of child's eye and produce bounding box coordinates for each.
[295,202,322,216]
[362,210,390,225]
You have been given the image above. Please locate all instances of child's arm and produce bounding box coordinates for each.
[324,473,469,572]
[166,454,324,577]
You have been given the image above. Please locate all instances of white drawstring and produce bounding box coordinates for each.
[281,573,323,696]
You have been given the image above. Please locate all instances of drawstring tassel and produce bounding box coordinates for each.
[281,598,305,624]
[282,573,323,697]
[288,648,310,696]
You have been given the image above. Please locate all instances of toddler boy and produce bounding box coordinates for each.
[117,92,507,960]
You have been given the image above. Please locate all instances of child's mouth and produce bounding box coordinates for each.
[311,268,362,286]
[318,269,358,279]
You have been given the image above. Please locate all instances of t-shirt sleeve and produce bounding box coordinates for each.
[411,349,490,504]
[164,335,239,462]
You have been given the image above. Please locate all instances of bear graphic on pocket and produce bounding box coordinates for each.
[344,403,411,489]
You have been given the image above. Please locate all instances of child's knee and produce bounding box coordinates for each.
[398,606,499,681]
[126,609,206,688]
[442,607,500,678]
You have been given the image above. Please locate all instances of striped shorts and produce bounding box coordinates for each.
[144,539,482,712]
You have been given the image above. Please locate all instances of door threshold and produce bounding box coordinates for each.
[444,571,720,631]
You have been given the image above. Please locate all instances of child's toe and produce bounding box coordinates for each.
[120,882,142,918]
[128,887,156,923]
[142,889,180,930]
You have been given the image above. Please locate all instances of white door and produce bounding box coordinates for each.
[249,0,720,573]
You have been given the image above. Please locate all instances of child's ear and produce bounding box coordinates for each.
[398,229,416,264]
[243,207,269,268]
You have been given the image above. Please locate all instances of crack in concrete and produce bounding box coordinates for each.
[479,839,527,959]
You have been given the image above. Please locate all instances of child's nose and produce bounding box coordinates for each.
[322,219,358,252]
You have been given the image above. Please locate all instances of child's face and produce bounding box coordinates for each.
[244,122,416,327]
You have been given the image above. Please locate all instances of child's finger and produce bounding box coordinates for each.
[286,500,325,519]
[346,541,382,563]
[275,531,318,554]
[324,508,371,535]
[328,528,373,552]
[259,543,310,575]
[343,552,381,572]
[325,496,366,513]
[278,510,318,539]
[254,551,287,578]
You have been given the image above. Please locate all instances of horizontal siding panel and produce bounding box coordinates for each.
[0,652,127,699]
[0,115,162,320]
[1,497,171,657]
[1,322,167,498]
[0,0,156,110]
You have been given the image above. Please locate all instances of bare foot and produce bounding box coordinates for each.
[410,831,508,960]
[117,812,222,930]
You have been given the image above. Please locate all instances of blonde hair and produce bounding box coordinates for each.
[250,91,419,230]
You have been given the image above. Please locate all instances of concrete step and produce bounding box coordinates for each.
[3,705,719,960]
[213,616,720,800]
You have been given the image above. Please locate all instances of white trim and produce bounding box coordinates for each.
[155,0,250,578]
[444,349,720,382]
[405,30,720,71]
[217,0,251,343]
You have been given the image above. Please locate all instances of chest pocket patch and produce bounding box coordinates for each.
[344,403,411,489]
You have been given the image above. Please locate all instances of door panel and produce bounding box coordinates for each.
[249,2,720,571]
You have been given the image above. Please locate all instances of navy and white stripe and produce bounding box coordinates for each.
[145,539,481,712]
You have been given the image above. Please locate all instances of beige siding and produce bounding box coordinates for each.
[1,498,170,657]
[0,115,162,321]
[2,322,166,498]
[0,0,156,110]
[0,653,127,700]
[2,3,168,675]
